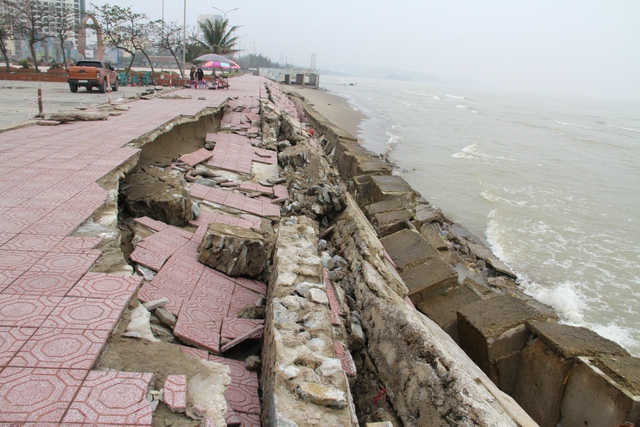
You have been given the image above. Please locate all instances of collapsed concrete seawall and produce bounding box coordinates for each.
[280,90,640,427]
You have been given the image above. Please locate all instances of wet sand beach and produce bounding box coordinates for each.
[293,86,365,139]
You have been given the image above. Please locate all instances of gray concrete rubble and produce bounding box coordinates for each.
[197,222,275,278]
[122,165,193,226]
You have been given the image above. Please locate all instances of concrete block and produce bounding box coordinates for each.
[457,295,550,393]
[399,257,459,304]
[512,322,629,427]
[420,223,448,250]
[380,229,439,272]
[372,209,412,237]
[559,356,640,427]
[369,175,415,205]
[366,198,411,216]
[416,281,481,344]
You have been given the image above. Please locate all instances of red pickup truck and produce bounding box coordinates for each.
[67,60,119,93]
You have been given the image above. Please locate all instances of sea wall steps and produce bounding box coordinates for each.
[295,89,640,427]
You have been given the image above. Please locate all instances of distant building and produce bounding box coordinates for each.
[4,0,83,63]
[196,14,223,42]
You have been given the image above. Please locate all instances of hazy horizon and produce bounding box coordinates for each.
[91,0,640,101]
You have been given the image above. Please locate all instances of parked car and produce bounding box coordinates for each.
[67,60,119,93]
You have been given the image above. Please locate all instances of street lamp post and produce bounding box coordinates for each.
[182,0,186,78]
[211,6,238,20]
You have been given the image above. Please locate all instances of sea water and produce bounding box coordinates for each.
[320,75,640,356]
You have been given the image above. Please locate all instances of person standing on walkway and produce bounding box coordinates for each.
[196,67,204,88]
[189,65,196,84]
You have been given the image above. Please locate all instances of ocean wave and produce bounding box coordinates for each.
[446,94,465,99]
[521,279,586,324]
[608,123,640,133]
[451,143,517,161]
[554,120,595,130]
[456,105,468,109]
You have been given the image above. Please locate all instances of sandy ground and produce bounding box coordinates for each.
[292,86,366,141]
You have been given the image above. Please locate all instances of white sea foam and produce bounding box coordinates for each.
[608,123,640,133]
[554,120,595,130]
[522,280,586,323]
[432,95,441,100]
[456,105,468,109]
[446,94,465,99]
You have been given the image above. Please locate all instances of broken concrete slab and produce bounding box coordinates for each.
[369,175,415,205]
[399,257,459,304]
[197,222,275,278]
[559,356,640,427]
[457,295,552,394]
[380,229,440,272]
[416,280,482,344]
[123,166,193,226]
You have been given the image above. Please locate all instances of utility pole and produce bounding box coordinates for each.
[182,0,186,79]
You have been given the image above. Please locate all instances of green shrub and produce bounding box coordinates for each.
[19,59,31,69]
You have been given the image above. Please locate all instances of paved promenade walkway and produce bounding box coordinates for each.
[0,76,264,424]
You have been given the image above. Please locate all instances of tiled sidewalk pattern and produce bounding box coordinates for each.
[208,139,255,174]
[136,213,267,354]
[0,75,266,424]
[190,184,281,218]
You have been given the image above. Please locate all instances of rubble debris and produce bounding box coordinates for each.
[197,222,275,278]
[122,166,193,226]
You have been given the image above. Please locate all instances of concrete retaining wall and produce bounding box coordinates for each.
[294,92,640,427]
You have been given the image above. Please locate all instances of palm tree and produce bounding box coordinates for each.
[197,17,238,55]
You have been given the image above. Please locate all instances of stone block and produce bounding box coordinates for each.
[420,223,448,250]
[412,204,443,228]
[372,209,412,237]
[123,166,193,226]
[399,257,459,304]
[380,229,439,272]
[416,281,481,344]
[559,356,640,427]
[457,295,549,394]
[365,198,412,216]
[512,321,629,427]
[198,223,275,278]
[369,175,415,205]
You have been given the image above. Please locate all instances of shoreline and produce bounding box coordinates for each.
[292,86,366,141]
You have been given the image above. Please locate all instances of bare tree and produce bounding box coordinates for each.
[50,2,78,70]
[152,20,185,78]
[8,0,54,73]
[91,3,153,75]
[0,0,17,71]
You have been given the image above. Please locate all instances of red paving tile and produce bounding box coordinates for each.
[68,272,141,300]
[208,355,260,415]
[134,216,169,232]
[221,317,264,342]
[232,276,267,296]
[9,327,109,369]
[228,285,263,317]
[0,367,86,423]
[235,412,261,427]
[0,249,46,271]
[273,185,289,200]
[3,271,79,296]
[0,295,62,327]
[334,341,356,377]
[130,246,167,271]
[0,326,36,366]
[42,296,126,331]
[63,370,154,425]
[180,148,214,166]
[0,233,63,252]
[189,183,212,199]
[51,237,102,253]
[164,374,187,412]
[174,299,222,354]
[137,284,184,317]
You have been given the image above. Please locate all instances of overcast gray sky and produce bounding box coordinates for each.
[93,0,640,100]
